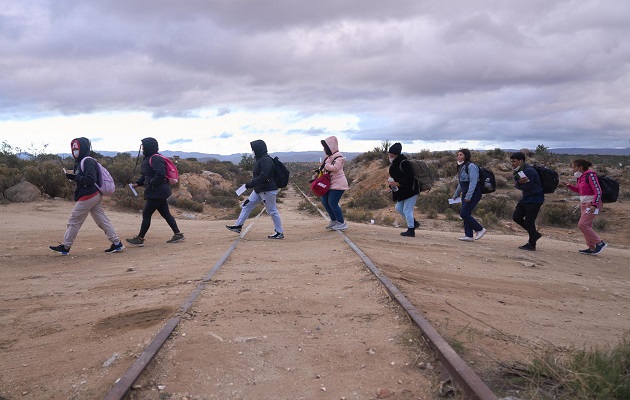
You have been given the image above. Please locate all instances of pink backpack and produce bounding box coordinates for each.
[149,154,179,185]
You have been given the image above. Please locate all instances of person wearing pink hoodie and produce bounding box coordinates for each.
[320,136,349,231]
[561,159,607,255]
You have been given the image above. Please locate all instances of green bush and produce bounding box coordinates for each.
[541,203,580,227]
[344,208,373,223]
[346,189,389,210]
[172,197,204,212]
[423,186,453,214]
[476,195,513,219]
[0,165,23,193]
[112,187,145,211]
[297,200,319,215]
[23,160,74,199]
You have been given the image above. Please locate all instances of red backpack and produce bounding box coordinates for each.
[149,154,179,185]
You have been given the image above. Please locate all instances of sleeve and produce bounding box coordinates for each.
[464,163,479,200]
[75,158,97,186]
[324,156,344,173]
[148,155,167,187]
[587,173,602,206]
[246,156,274,188]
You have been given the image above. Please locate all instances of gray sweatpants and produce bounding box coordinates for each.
[63,193,120,247]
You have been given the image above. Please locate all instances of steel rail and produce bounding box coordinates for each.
[296,185,498,400]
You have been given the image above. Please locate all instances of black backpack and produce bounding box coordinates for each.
[598,175,619,203]
[465,163,496,194]
[270,156,290,188]
[532,164,559,194]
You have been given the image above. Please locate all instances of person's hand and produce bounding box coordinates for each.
[130,183,138,188]
[65,173,76,181]
[560,180,570,187]
[518,177,529,184]
[464,198,471,203]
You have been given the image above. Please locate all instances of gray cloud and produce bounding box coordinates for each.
[1,0,629,149]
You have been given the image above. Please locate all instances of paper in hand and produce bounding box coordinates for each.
[448,198,462,205]
[235,184,247,196]
[128,183,138,197]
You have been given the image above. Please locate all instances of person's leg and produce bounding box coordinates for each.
[62,198,96,247]
[260,190,283,233]
[139,198,161,238]
[320,192,336,222]
[523,203,542,246]
[578,203,601,249]
[155,199,181,233]
[512,200,526,230]
[460,191,483,237]
[235,191,262,226]
[326,190,345,223]
[402,195,418,228]
[88,194,121,243]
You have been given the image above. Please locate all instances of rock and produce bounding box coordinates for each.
[4,181,41,203]
[376,388,392,398]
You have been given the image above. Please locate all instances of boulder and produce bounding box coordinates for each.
[4,181,41,203]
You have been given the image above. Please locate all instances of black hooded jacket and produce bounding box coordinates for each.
[246,140,278,193]
[388,154,420,202]
[71,137,100,202]
[136,137,172,199]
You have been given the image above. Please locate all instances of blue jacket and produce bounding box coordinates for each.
[454,162,481,201]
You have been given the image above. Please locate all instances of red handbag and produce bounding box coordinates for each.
[310,173,332,196]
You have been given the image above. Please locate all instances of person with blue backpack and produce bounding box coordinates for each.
[50,137,125,255]
[126,137,184,246]
[510,151,544,251]
[452,149,486,242]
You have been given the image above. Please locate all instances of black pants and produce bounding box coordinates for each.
[139,198,180,237]
[512,200,542,246]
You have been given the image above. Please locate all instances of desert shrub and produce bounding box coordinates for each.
[379,214,395,225]
[297,200,319,214]
[593,217,608,231]
[344,208,373,223]
[541,203,580,227]
[0,165,23,193]
[112,187,145,210]
[476,195,513,219]
[172,197,204,212]
[346,189,389,210]
[422,186,453,214]
[444,208,459,221]
[201,188,240,208]
[23,160,74,199]
[351,151,387,165]
[103,156,137,187]
[425,209,438,219]
[487,148,506,159]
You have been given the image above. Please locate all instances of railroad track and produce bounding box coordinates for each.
[104,185,497,400]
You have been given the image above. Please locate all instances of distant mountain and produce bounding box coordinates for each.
[549,148,630,156]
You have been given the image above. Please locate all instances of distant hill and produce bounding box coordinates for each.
[549,148,630,156]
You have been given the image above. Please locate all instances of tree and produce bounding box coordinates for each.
[239,154,254,171]
[535,144,553,165]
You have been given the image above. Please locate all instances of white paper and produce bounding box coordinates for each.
[128,183,138,197]
[593,208,599,215]
[235,184,247,196]
[448,198,462,205]
[518,171,527,179]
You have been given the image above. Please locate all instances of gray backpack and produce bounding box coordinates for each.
[400,159,433,192]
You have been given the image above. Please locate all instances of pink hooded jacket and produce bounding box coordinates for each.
[322,136,349,190]
[567,170,603,208]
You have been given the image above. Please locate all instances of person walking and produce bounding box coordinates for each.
[50,137,125,255]
[510,152,544,251]
[126,137,184,246]
[226,139,285,239]
[320,136,349,231]
[387,143,420,237]
[561,159,607,255]
[452,149,486,242]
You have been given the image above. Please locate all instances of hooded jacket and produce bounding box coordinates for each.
[71,137,100,202]
[321,136,349,191]
[388,154,419,202]
[513,163,544,204]
[136,137,172,199]
[567,170,603,207]
[246,140,278,193]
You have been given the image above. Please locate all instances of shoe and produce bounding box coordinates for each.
[458,236,474,242]
[400,228,415,237]
[105,242,125,253]
[268,231,284,239]
[475,228,487,240]
[579,248,594,255]
[50,244,70,255]
[332,222,348,231]
[592,241,607,255]
[519,243,536,251]
[167,233,184,243]
[414,220,420,229]
[226,224,242,233]
[535,231,543,241]
[326,221,338,230]
[126,235,145,247]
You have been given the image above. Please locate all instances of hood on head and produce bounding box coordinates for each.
[71,137,91,160]
[141,137,159,157]
[250,140,268,158]
[321,136,339,155]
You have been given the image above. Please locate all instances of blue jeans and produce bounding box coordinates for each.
[459,186,483,237]
[321,189,345,223]
[236,190,283,233]
[395,195,418,228]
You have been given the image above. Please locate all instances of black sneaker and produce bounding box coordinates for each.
[518,243,536,251]
[414,220,420,229]
[592,241,607,255]
[105,242,125,253]
[268,231,284,239]
[226,224,242,233]
[126,236,145,247]
[400,228,415,237]
[50,244,70,255]
[578,248,593,255]
[167,233,184,243]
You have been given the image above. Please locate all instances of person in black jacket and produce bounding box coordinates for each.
[50,137,125,255]
[510,151,544,251]
[387,142,420,237]
[226,139,284,239]
[126,137,184,246]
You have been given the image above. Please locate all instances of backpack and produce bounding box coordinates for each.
[270,156,290,188]
[532,164,559,194]
[465,163,496,194]
[80,156,116,196]
[401,159,433,192]
[149,154,179,185]
[598,175,620,203]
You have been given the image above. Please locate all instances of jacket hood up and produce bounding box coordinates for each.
[142,137,159,157]
[321,136,339,156]
[250,140,268,158]
[70,137,91,160]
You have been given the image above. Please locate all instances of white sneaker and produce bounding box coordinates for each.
[475,228,487,240]
[326,221,338,230]
[459,236,474,242]
[332,222,348,231]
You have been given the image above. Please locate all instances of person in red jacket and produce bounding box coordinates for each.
[562,159,607,255]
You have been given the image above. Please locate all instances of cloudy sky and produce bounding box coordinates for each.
[1,0,629,156]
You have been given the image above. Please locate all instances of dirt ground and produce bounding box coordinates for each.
[1,186,629,400]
